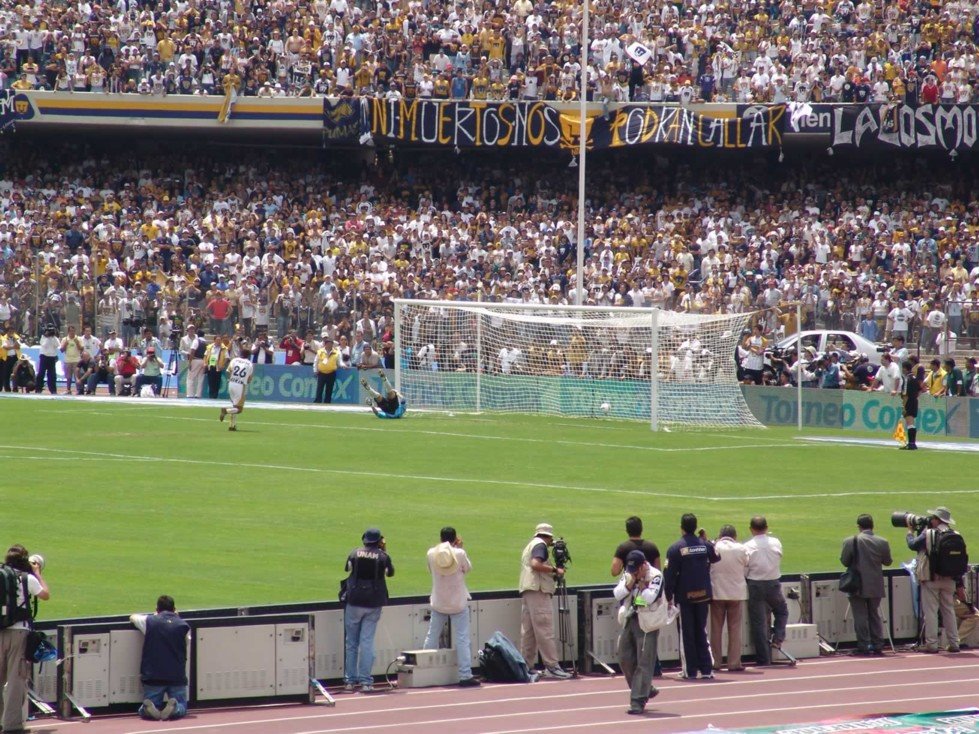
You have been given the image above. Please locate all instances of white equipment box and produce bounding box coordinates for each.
[774,623,820,661]
[396,649,458,688]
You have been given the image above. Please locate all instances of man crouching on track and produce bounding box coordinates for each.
[362,370,407,419]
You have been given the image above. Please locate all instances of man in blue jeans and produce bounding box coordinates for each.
[343,528,395,692]
[130,595,190,720]
[423,527,479,687]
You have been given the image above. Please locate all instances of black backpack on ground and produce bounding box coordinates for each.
[932,529,969,578]
[478,631,534,683]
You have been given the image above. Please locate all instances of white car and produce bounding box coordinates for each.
[776,330,886,365]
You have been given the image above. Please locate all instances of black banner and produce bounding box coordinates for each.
[322,98,369,143]
[322,100,785,150]
[0,91,34,133]
[831,104,979,151]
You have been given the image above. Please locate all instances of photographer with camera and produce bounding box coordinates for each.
[0,544,50,734]
[135,347,165,396]
[138,327,164,358]
[279,330,304,365]
[34,324,61,394]
[60,325,84,394]
[342,528,395,692]
[250,332,274,364]
[422,527,479,688]
[0,324,22,392]
[86,352,115,395]
[614,550,664,715]
[840,515,892,655]
[664,513,720,680]
[179,324,207,398]
[904,507,967,653]
[517,523,573,679]
[74,351,95,395]
[114,349,141,396]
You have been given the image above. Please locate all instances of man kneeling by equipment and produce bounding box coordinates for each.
[362,370,406,419]
[130,595,190,721]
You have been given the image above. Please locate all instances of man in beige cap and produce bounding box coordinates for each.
[907,506,966,652]
[518,523,572,679]
[422,527,479,687]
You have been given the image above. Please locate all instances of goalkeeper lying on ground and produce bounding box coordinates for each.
[362,370,407,419]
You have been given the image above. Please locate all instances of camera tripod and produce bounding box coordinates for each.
[554,575,578,676]
[162,344,180,398]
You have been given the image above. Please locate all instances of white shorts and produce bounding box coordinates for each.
[228,382,245,407]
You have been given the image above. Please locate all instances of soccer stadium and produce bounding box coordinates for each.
[2,1,979,730]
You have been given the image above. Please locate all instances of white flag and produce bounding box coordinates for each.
[626,42,653,66]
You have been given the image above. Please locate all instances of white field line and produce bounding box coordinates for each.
[122,670,979,734]
[477,694,979,734]
[1,444,978,501]
[799,436,979,454]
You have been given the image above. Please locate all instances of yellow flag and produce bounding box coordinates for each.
[893,422,906,444]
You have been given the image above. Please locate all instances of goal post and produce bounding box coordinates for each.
[393,299,763,430]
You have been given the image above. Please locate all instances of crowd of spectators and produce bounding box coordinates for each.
[2,0,979,103]
[1,139,979,395]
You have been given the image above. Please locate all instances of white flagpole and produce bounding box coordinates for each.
[575,0,589,306]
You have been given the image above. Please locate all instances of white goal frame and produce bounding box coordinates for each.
[393,299,762,431]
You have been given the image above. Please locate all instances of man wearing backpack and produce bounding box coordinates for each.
[0,545,50,734]
[907,506,968,653]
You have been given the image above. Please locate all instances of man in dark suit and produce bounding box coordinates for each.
[840,514,893,655]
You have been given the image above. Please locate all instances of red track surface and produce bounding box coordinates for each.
[27,651,979,734]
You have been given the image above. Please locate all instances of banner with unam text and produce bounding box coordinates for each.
[323,99,785,150]
[679,708,979,733]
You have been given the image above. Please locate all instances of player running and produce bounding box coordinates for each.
[362,370,407,419]
[220,348,253,431]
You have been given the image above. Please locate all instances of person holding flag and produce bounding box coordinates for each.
[898,360,922,450]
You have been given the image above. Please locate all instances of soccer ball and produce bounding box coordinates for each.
[600,402,611,415]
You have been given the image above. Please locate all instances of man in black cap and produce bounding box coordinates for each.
[613,550,663,714]
[342,528,395,691]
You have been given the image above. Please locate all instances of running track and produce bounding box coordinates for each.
[25,651,979,734]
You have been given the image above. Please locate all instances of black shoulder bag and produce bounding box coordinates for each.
[839,535,862,594]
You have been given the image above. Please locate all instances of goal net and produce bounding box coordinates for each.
[393,299,763,430]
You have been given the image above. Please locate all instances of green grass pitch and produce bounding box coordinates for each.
[4,398,976,619]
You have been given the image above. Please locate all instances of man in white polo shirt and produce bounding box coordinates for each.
[744,516,788,666]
